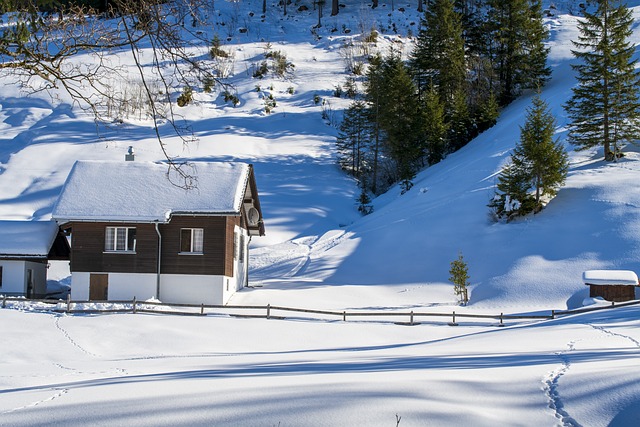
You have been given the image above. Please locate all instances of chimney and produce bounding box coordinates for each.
[125,146,135,161]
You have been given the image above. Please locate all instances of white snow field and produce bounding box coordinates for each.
[2,1,640,425]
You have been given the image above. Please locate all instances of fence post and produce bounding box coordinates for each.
[2,295,6,308]
[267,304,271,319]
[551,309,555,319]
[132,297,137,314]
[612,301,615,307]
[201,303,204,315]
[410,310,414,326]
[343,311,346,322]
[450,311,458,326]
[66,293,71,313]
[498,312,504,327]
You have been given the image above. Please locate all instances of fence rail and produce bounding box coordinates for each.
[2,294,640,327]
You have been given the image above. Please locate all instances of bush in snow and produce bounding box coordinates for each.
[176,86,194,107]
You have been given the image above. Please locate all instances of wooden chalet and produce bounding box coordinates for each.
[52,160,265,305]
[582,270,639,302]
[0,220,70,298]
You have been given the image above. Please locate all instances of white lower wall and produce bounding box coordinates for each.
[71,272,90,301]
[0,260,47,297]
[109,273,157,301]
[71,272,234,305]
[160,274,228,305]
[0,261,26,295]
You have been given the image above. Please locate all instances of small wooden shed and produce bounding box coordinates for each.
[582,270,639,302]
[0,220,70,298]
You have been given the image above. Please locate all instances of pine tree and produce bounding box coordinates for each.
[336,100,370,179]
[486,0,550,104]
[489,161,534,220]
[423,85,449,165]
[410,0,466,108]
[447,88,472,151]
[364,54,384,194]
[491,95,568,220]
[517,95,568,207]
[377,51,426,193]
[449,252,470,305]
[454,0,486,56]
[522,0,552,91]
[565,0,640,161]
[475,91,500,132]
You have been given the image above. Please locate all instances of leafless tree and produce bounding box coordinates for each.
[0,0,228,186]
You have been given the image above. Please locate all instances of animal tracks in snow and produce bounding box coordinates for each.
[54,316,100,358]
[1,388,68,415]
[589,323,640,348]
[542,320,640,427]
[543,341,582,427]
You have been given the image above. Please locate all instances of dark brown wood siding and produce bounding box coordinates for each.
[69,215,246,276]
[589,284,636,302]
[159,216,240,276]
[70,222,158,273]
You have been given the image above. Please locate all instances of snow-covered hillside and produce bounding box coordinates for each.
[2,1,640,425]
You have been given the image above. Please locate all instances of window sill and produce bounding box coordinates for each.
[179,252,204,255]
[103,251,137,254]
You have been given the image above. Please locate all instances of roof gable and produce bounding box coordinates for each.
[52,161,251,223]
[0,220,61,257]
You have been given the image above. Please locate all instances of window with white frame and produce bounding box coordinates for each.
[180,228,204,253]
[105,227,137,252]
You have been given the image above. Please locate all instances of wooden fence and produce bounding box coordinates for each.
[2,294,640,327]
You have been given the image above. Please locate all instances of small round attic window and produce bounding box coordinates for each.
[248,207,260,226]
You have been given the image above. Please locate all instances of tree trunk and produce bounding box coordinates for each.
[331,0,339,16]
[317,1,323,27]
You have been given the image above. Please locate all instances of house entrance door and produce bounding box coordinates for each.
[89,274,109,300]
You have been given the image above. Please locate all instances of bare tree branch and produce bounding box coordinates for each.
[0,0,229,188]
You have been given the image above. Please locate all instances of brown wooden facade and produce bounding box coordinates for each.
[68,215,243,277]
[589,284,637,302]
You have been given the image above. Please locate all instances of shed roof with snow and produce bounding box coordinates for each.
[0,220,69,259]
[52,161,262,227]
[582,270,639,286]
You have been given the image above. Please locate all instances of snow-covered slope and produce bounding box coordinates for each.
[2,2,640,424]
[2,1,636,312]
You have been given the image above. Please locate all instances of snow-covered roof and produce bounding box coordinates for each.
[582,270,639,286]
[0,220,60,257]
[52,161,251,223]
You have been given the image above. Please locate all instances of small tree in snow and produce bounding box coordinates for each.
[449,252,469,305]
[489,95,568,221]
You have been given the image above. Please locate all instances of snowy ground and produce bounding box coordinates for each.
[2,0,640,425]
[1,303,640,426]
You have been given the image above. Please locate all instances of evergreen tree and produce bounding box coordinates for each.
[378,52,426,193]
[336,100,370,179]
[447,88,472,150]
[565,0,640,161]
[410,0,466,108]
[423,85,449,164]
[454,0,486,56]
[522,0,552,91]
[449,252,470,305]
[489,161,534,220]
[486,0,550,104]
[364,54,385,194]
[475,91,500,132]
[491,95,568,220]
[517,95,568,206]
